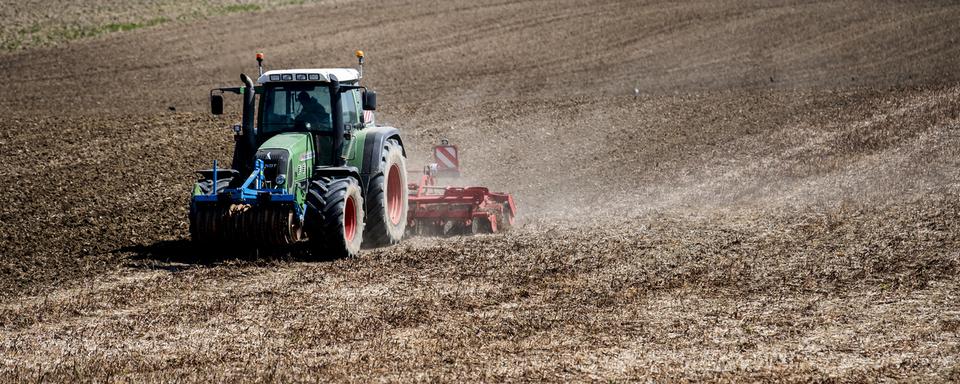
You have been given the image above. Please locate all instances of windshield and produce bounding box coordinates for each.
[260,83,332,134]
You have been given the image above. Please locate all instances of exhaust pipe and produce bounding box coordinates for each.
[329,76,345,166]
[232,73,257,174]
[241,73,256,139]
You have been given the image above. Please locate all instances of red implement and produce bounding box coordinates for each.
[406,151,516,236]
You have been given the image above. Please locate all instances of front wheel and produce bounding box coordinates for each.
[304,177,364,259]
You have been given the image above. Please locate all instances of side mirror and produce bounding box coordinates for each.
[210,94,224,115]
[362,90,377,111]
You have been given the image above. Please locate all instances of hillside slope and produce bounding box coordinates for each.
[1,0,959,381]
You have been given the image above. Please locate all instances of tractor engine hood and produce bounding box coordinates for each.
[255,132,313,191]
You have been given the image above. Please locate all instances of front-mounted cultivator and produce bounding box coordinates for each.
[406,140,516,236]
[191,158,302,246]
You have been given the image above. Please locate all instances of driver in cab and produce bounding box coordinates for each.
[295,91,329,129]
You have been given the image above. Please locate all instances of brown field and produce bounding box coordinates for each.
[2,0,960,381]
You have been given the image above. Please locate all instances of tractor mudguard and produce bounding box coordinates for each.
[196,168,240,180]
[359,126,405,188]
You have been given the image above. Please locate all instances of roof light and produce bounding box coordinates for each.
[295,74,307,81]
[355,50,365,80]
[281,74,293,81]
[269,74,280,81]
[256,53,265,76]
[308,74,320,80]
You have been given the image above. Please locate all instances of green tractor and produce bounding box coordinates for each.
[190,51,408,258]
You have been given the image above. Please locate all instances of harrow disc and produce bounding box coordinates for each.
[190,204,302,247]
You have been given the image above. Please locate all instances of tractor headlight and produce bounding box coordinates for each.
[275,174,286,185]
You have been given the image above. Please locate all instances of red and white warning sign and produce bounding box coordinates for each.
[433,144,460,174]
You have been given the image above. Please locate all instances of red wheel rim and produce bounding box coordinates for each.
[344,195,357,242]
[387,163,403,225]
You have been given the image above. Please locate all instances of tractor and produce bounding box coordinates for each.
[189,51,408,258]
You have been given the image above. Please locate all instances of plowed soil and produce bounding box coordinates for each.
[2,0,960,381]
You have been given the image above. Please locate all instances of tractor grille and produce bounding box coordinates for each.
[255,148,289,189]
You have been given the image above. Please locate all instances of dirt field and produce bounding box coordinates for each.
[2,0,960,381]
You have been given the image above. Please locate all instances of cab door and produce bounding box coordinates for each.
[341,88,362,160]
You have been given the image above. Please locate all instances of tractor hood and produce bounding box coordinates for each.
[259,132,312,153]
[255,132,314,191]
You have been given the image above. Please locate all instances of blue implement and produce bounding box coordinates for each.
[193,159,299,217]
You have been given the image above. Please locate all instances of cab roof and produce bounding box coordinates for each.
[258,68,359,84]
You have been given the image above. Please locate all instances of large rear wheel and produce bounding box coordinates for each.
[363,139,408,247]
[305,177,364,259]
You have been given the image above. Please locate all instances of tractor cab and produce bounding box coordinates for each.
[253,68,368,168]
[211,64,376,171]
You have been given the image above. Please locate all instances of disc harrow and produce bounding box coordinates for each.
[190,159,304,247]
[406,141,516,236]
[191,203,302,246]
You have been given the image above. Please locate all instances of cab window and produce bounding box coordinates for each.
[261,84,332,134]
[342,89,360,127]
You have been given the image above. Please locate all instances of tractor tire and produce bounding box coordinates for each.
[197,177,233,195]
[363,139,408,247]
[304,177,364,259]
